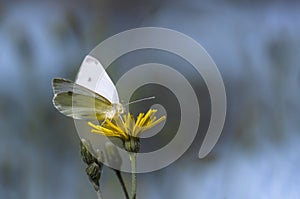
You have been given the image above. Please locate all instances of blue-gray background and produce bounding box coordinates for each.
[0,0,300,198]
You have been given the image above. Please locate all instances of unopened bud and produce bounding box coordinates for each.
[80,139,97,165]
[105,142,122,169]
[86,162,101,191]
[95,149,105,166]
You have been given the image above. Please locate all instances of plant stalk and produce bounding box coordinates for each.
[96,190,103,199]
[130,153,137,199]
[114,170,130,199]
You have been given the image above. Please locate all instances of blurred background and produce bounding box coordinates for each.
[1,0,300,198]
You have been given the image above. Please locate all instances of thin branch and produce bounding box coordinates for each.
[114,170,130,199]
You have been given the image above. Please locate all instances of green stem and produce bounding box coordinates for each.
[114,170,130,199]
[130,153,137,199]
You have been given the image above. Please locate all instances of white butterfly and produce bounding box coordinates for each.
[52,55,124,120]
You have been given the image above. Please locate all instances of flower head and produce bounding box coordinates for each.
[88,109,166,152]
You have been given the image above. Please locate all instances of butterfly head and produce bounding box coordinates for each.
[115,103,125,114]
[106,103,124,119]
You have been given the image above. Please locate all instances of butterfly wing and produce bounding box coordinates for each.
[52,78,112,120]
[75,55,120,104]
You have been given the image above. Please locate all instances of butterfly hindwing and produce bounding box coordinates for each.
[52,78,113,120]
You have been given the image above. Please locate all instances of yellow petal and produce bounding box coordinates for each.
[146,116,166,129]
[135,113,144,126]
[88,122,102,130]
[91,129,124,138]
[140,109,157,127]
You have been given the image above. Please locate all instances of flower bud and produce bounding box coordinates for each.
[86,162,101,191]
[95,149,105,166]
[80,139,97,165]
[105,142,122,169]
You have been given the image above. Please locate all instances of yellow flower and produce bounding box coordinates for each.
[88,109,166,152]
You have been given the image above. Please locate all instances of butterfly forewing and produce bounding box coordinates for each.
[53,78,111,103]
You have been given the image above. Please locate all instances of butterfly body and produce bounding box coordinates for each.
[108,103,124,118]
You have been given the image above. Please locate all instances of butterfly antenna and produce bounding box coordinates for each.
[124,96,155,106]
